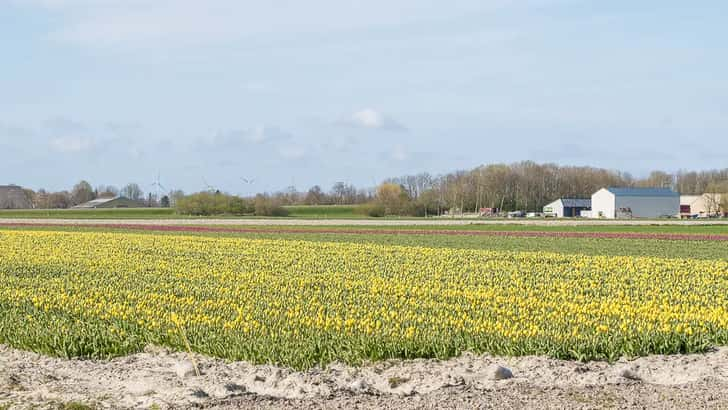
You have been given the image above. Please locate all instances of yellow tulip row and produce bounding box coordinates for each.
[0,229,726,367]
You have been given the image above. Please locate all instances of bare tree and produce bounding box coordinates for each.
[330,182,357,205]
[121,183,144,201]
[48,191,71,209]
[705,182,728,216]
[305,185,326,205]
[96,185,119,198]
[168,189,185,207]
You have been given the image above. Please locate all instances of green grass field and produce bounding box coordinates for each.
[283,205,361,218]
[0,208,178,219]
[0,205,364,219]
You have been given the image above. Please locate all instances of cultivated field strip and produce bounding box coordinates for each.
[1,222,728,241]
[1,230,727,369]
[2,217,728,226]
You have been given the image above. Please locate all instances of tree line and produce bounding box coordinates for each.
[13,162,728,215]
[21,181,185,209]
[271,162,728,216]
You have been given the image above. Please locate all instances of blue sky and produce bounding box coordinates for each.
[1,0,726,195]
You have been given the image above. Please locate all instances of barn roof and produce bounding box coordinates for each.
[72,196,143,208]
[73,197,118,208]
[606,187,679,197]
[561,198,591,207]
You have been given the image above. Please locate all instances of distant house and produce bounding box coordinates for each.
[680,193,723,218]
[591,187,679,219]
[478,207,499,217]
[0,185,32,209]
[72,197,146,209]
[542,198,591,218]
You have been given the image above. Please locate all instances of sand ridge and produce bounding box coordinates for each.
[1,345,727,409]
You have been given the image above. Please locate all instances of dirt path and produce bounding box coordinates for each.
[1,221,727,241]
[1,345,727,409]
[212,382,728,409]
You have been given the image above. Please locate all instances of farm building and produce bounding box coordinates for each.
[72,196,146,209]
[0,185,32,209]
[680,193,724,218]
[542,198,591,218]
[591,187,679,219]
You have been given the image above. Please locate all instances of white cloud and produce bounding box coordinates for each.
[353,109,385,129]
[339,108,407,132]
[42,118,145,157]
[50,136,94,153]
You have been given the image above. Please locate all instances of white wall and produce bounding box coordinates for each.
[615,195,679,218]
[686,194,723,216]
[591,189,615,218]
[543,200,564,217]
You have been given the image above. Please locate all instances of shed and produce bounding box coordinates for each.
[542,198,591,218]
[591,187,679,219]
[72,197,145,209]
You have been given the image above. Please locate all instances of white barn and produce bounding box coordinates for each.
[542,198,591,218]
[591,187,679,219]
[680,193,724,218]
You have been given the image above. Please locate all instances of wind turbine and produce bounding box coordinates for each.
[150,172,166,204]
[202,177,218,193]
[240,177,256,196]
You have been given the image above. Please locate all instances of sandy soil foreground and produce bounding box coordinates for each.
[1,217,728,226]
[1,345,727,409]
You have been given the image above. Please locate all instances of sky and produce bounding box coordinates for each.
[1,0,726,195]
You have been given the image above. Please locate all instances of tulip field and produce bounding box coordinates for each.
[1,228,727,369]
